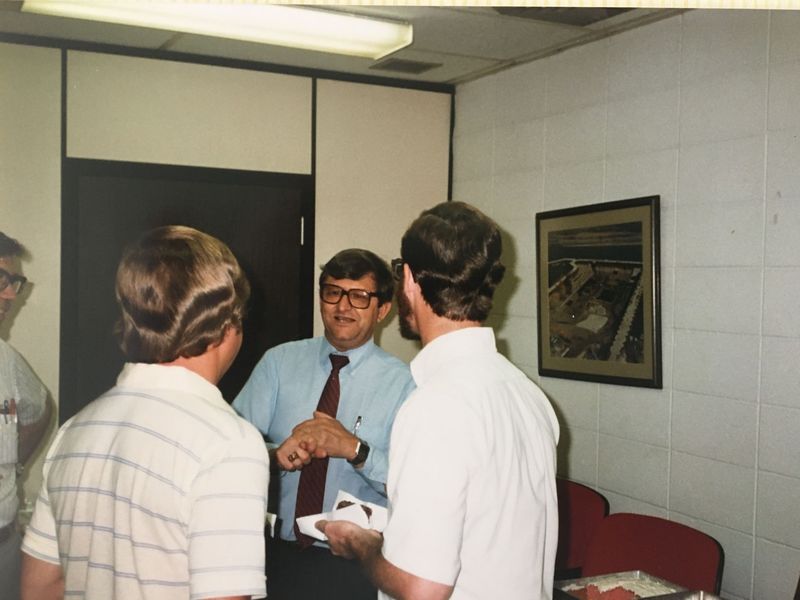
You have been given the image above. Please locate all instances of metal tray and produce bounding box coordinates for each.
[555,570,686,599]
[648,593,721,600]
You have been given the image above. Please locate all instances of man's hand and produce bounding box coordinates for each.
[274,436,315,471]
[316,519,382,560]
[292,412,359,460]
[316,520,454,600]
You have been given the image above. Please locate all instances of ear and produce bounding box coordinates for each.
[208,324,238,352]
[402,264,420,301]
[376,300,392,323]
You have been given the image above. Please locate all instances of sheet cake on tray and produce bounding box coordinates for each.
[556,570,685,599]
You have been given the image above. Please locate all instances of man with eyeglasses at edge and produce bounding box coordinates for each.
[233,248,414,600]
[0,231,50,600]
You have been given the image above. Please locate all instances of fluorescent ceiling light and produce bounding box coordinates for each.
[21,1,413,60]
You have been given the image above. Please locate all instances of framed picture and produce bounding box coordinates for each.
[535,196,662,388]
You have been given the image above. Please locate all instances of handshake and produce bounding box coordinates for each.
[274,411,361,471]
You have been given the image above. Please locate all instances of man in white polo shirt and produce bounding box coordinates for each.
[21,226,270,600]
[320,201,560,600]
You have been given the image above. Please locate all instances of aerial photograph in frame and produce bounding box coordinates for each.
[536,196,661,388]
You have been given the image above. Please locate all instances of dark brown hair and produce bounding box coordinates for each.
[0,231,24,259]
[319,248,394,305]
[401,201,505,322]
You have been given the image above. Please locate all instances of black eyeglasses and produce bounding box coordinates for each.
[391,258,404,280]
[320,284,378,310]
[0,268,26,295]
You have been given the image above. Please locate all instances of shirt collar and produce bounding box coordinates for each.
[116,362,232,412]
[318,336,375,373]
[410,327,496,386]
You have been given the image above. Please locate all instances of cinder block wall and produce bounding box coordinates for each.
[452,10,800,600]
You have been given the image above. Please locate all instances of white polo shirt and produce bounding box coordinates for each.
[381,327,560,600]
[23,363,270,600]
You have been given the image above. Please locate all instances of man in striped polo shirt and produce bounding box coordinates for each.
[21,226,270,599]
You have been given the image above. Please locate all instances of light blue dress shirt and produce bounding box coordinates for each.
[233,336,414,542]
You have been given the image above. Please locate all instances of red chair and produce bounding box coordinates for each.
[582,512,724,594]
[555,478,609,579]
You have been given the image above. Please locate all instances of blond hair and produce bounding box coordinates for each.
[115,225,250,363]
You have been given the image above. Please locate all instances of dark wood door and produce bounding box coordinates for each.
[60,159,314,422]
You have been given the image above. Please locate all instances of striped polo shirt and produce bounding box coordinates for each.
[22,363,270,599]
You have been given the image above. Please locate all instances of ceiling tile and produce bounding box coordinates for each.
[392,8,583,61]
[0,5,686,85]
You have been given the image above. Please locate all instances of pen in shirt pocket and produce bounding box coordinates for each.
[352,416,362,435]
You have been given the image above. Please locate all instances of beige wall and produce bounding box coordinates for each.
[0,40,452,506]
[315,79,451,362]
[68,51,313,173]
[0,41,62,503]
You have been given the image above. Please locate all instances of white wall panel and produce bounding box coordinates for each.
[599,386,670,447]
[761,335,800,408]
[763,267,800,337]
[673,267,762,334]
[607,17,681,99]
[670,452,755,533]
[675,201,764,267]
[672,391,757,467]
[756,472,800,547]
[680,9,768,83]
[672,329,760,401]
[599,435,669,507]
[759,406,800,479]
[769,10,800,64]
[754,539,800,600]
[545,41,608,114]
[606,89,679,157]
[541,378,599,432]
[679,68,767,146]
[765,197,800,266]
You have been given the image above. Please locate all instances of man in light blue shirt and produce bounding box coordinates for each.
[233,248,414,600]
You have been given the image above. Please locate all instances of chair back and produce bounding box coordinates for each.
[582,512,724,594]
[555,478,609,578]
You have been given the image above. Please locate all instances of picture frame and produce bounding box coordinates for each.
[535,195,662,388]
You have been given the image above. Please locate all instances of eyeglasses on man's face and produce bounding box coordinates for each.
[319,283,378,310]
[391,258,404,280]
[0,267,26,295]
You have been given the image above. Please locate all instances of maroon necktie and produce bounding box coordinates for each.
[293,353,349,547]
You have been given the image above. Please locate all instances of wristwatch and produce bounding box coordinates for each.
[348,438,370,467]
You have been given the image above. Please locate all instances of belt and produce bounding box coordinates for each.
[0,520,16,544]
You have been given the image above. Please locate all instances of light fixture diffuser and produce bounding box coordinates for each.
[21,1,413,60]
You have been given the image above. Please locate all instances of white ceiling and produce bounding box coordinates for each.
[0,4,687,86]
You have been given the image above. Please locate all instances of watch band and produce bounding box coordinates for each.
[348,438,370,466]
